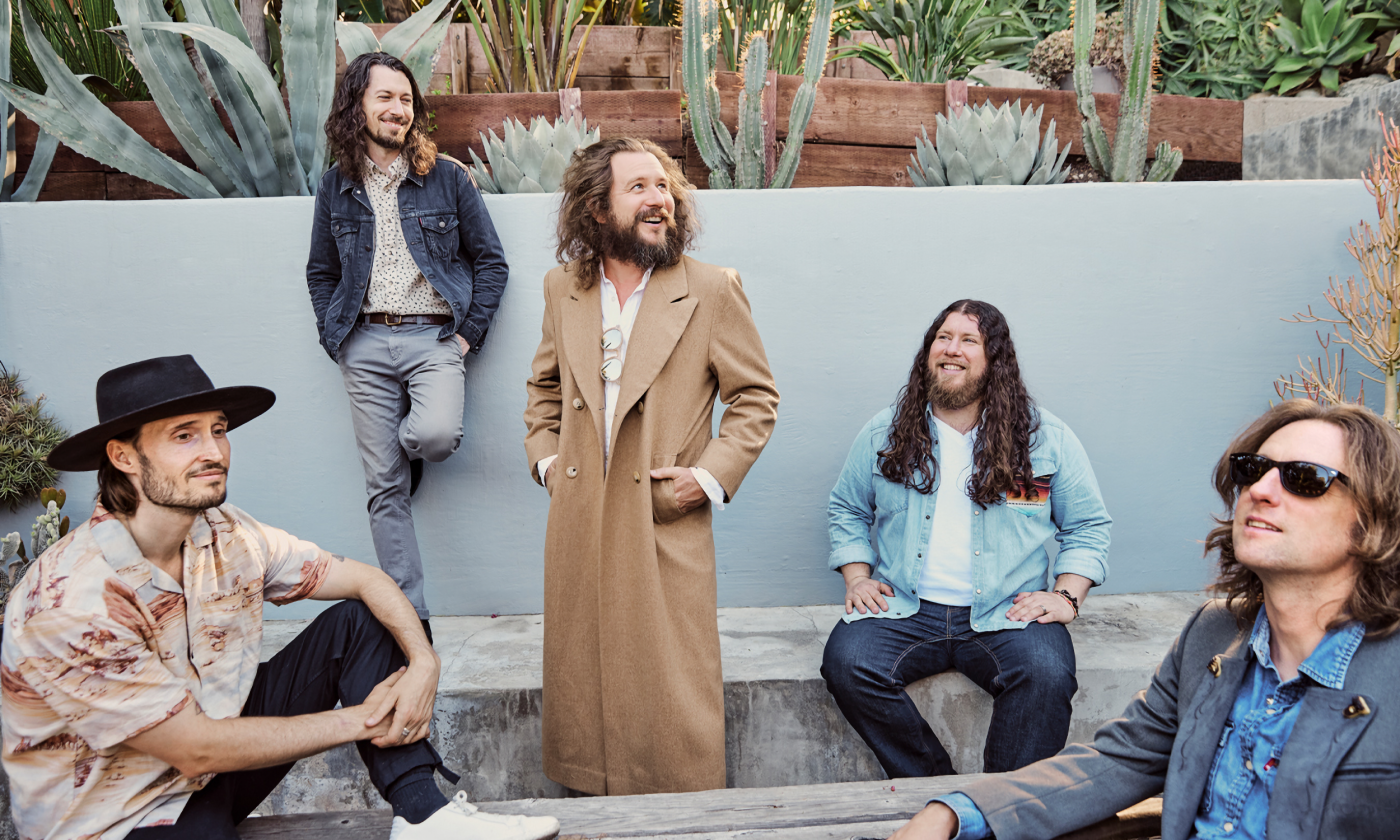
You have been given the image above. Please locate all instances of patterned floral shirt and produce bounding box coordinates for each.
[1,504,333,839]
[362,154,452,316]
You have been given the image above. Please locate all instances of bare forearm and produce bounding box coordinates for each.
[147,704,373,777]
[358,567,436,665]
[841,563,874,585]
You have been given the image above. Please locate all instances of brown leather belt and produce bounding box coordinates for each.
[360,313,452,326]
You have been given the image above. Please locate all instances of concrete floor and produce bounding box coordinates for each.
[256,592,1207,814]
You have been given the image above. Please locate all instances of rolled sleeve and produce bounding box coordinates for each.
[933,793,993,840]
[12,610,192,751]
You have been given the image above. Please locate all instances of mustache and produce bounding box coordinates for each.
[186,462,228,479]
[633,206,675,227]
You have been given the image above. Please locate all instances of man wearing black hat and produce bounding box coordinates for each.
[0,356,558,840]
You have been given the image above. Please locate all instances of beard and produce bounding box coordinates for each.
[597,206,684,269]
[137,450,228,515]
[927,365,985,411]
[367,120,408,151]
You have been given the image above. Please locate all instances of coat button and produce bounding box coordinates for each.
[565,466,578,478]
[633,472,641,483]
[637,401,645,414]
[572,398,583,410]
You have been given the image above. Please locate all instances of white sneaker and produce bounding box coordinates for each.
[387,791,561,840]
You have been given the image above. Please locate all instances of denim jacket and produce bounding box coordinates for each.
[828,405,1111,632]
[306,157,509,361]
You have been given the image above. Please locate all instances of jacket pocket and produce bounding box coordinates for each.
[651,454,685,524]
[330,217,360,266]
[420,214,460,262]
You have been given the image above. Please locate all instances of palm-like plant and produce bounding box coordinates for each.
[830,0,1033,83]
[8,0,148,101]
[0,0,456,199]
[463,0,604,92]
[717,0,828,76]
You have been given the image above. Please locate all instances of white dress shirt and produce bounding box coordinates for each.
[538,264,726,509]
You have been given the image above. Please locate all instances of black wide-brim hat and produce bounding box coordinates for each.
[47,355,276,472]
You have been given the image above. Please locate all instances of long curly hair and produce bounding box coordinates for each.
[1205,399,1400,636]
[324,52,437,184]
[877,300,1038,508]
[555,137,698,290]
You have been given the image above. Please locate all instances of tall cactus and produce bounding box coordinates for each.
[682,0,833,189]
[1073,0,1182,182]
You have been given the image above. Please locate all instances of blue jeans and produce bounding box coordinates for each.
[821,601,1077,777]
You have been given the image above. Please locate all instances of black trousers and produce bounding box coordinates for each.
[127,600,451,839]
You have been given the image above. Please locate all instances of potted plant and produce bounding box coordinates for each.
[1028,11,1123,94]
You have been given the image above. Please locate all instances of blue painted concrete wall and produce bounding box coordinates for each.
[0,181,1372,617]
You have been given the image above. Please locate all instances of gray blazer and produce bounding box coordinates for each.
[962,600,1400,840]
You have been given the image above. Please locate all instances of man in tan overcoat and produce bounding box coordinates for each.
[524,138,779,796]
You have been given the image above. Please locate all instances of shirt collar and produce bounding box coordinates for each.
[366,153,409,184]
[599,263,654,293]
[87,504,214,595]
[1250,605,1365,690]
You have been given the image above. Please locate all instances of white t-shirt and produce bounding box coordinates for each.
[918,416,976,605]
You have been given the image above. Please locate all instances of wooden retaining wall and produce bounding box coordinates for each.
[686,72,1244,188]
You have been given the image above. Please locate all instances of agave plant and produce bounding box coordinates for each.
[0,0,458,199]
[1,0,57,200]
[468,115,601,193]
[1263,0,1386,94]
[908,100,1070,186]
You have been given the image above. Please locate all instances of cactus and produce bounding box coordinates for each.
[1072,0,1182,183]
[467,115,601,194]
[1,487,68,604]
[0,363,67,512]
[908,100,1071,187]
[682,0,834,189]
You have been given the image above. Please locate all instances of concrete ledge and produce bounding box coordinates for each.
[255,592,1204,814]
[1244,79,1400,179]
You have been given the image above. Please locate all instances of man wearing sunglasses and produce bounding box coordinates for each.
[523,138,779,796]
[887,399,1400,840]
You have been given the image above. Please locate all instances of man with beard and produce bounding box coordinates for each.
[822,300,1111,779]
[307,52,508,640]
[3,356,558,840]
[523,138,779,795]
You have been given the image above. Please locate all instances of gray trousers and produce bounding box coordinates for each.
[337,323,465,618]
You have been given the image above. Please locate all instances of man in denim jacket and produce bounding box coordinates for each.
[306,54,508,638]
[822,299,1111,779]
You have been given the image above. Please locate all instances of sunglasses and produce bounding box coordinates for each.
[1228,453,1350,498]
[601,328,623,382]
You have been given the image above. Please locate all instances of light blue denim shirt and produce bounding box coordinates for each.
[828,405,1111,632]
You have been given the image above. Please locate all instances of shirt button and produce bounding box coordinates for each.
[917,553,922,558]
[926,515,930,520]
[1266,697,1274,705]
[975,589,982,594]
[1224,823,1234,833]
[572,398,584,410]
[974,550,980,556]
[565,466,578,478]
[1245,760,1253,771]
[974,511,979,515]
[972,623,978,629]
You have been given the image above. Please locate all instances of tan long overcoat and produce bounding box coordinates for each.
[523,255,779,795]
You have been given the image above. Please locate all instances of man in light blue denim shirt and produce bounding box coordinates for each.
[822,301,1111,780]
[888,400,1400,840]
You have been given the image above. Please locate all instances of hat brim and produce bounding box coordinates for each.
[46,386,276,472]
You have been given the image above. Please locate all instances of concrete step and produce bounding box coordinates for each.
[255,592,1205,815]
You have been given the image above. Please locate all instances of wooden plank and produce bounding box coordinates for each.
[573,76,670,91]
[461,25,677,85]
[105,173,184,200]
[716,73,1244,163]
[789,143,916,188]
[15,171,106,201]
[238,776,1160,840]
[426,90,683,161]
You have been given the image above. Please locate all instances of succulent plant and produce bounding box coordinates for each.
[1,487,69,604]
[682,0,835,189]
[467,115,600,194]
[1027,12,1124,89]
[908,100,1071,187]
[0,364,67,512]
[1072,0,1183,182]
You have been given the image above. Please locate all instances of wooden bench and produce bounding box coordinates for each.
[237,777,1162,839]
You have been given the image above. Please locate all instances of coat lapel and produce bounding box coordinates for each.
[1267,688,1375,840]
[610,261,698,448]
[1162,639,1251,840]
[560,273,606,446]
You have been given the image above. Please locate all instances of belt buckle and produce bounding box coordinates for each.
[384,313,403,326]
